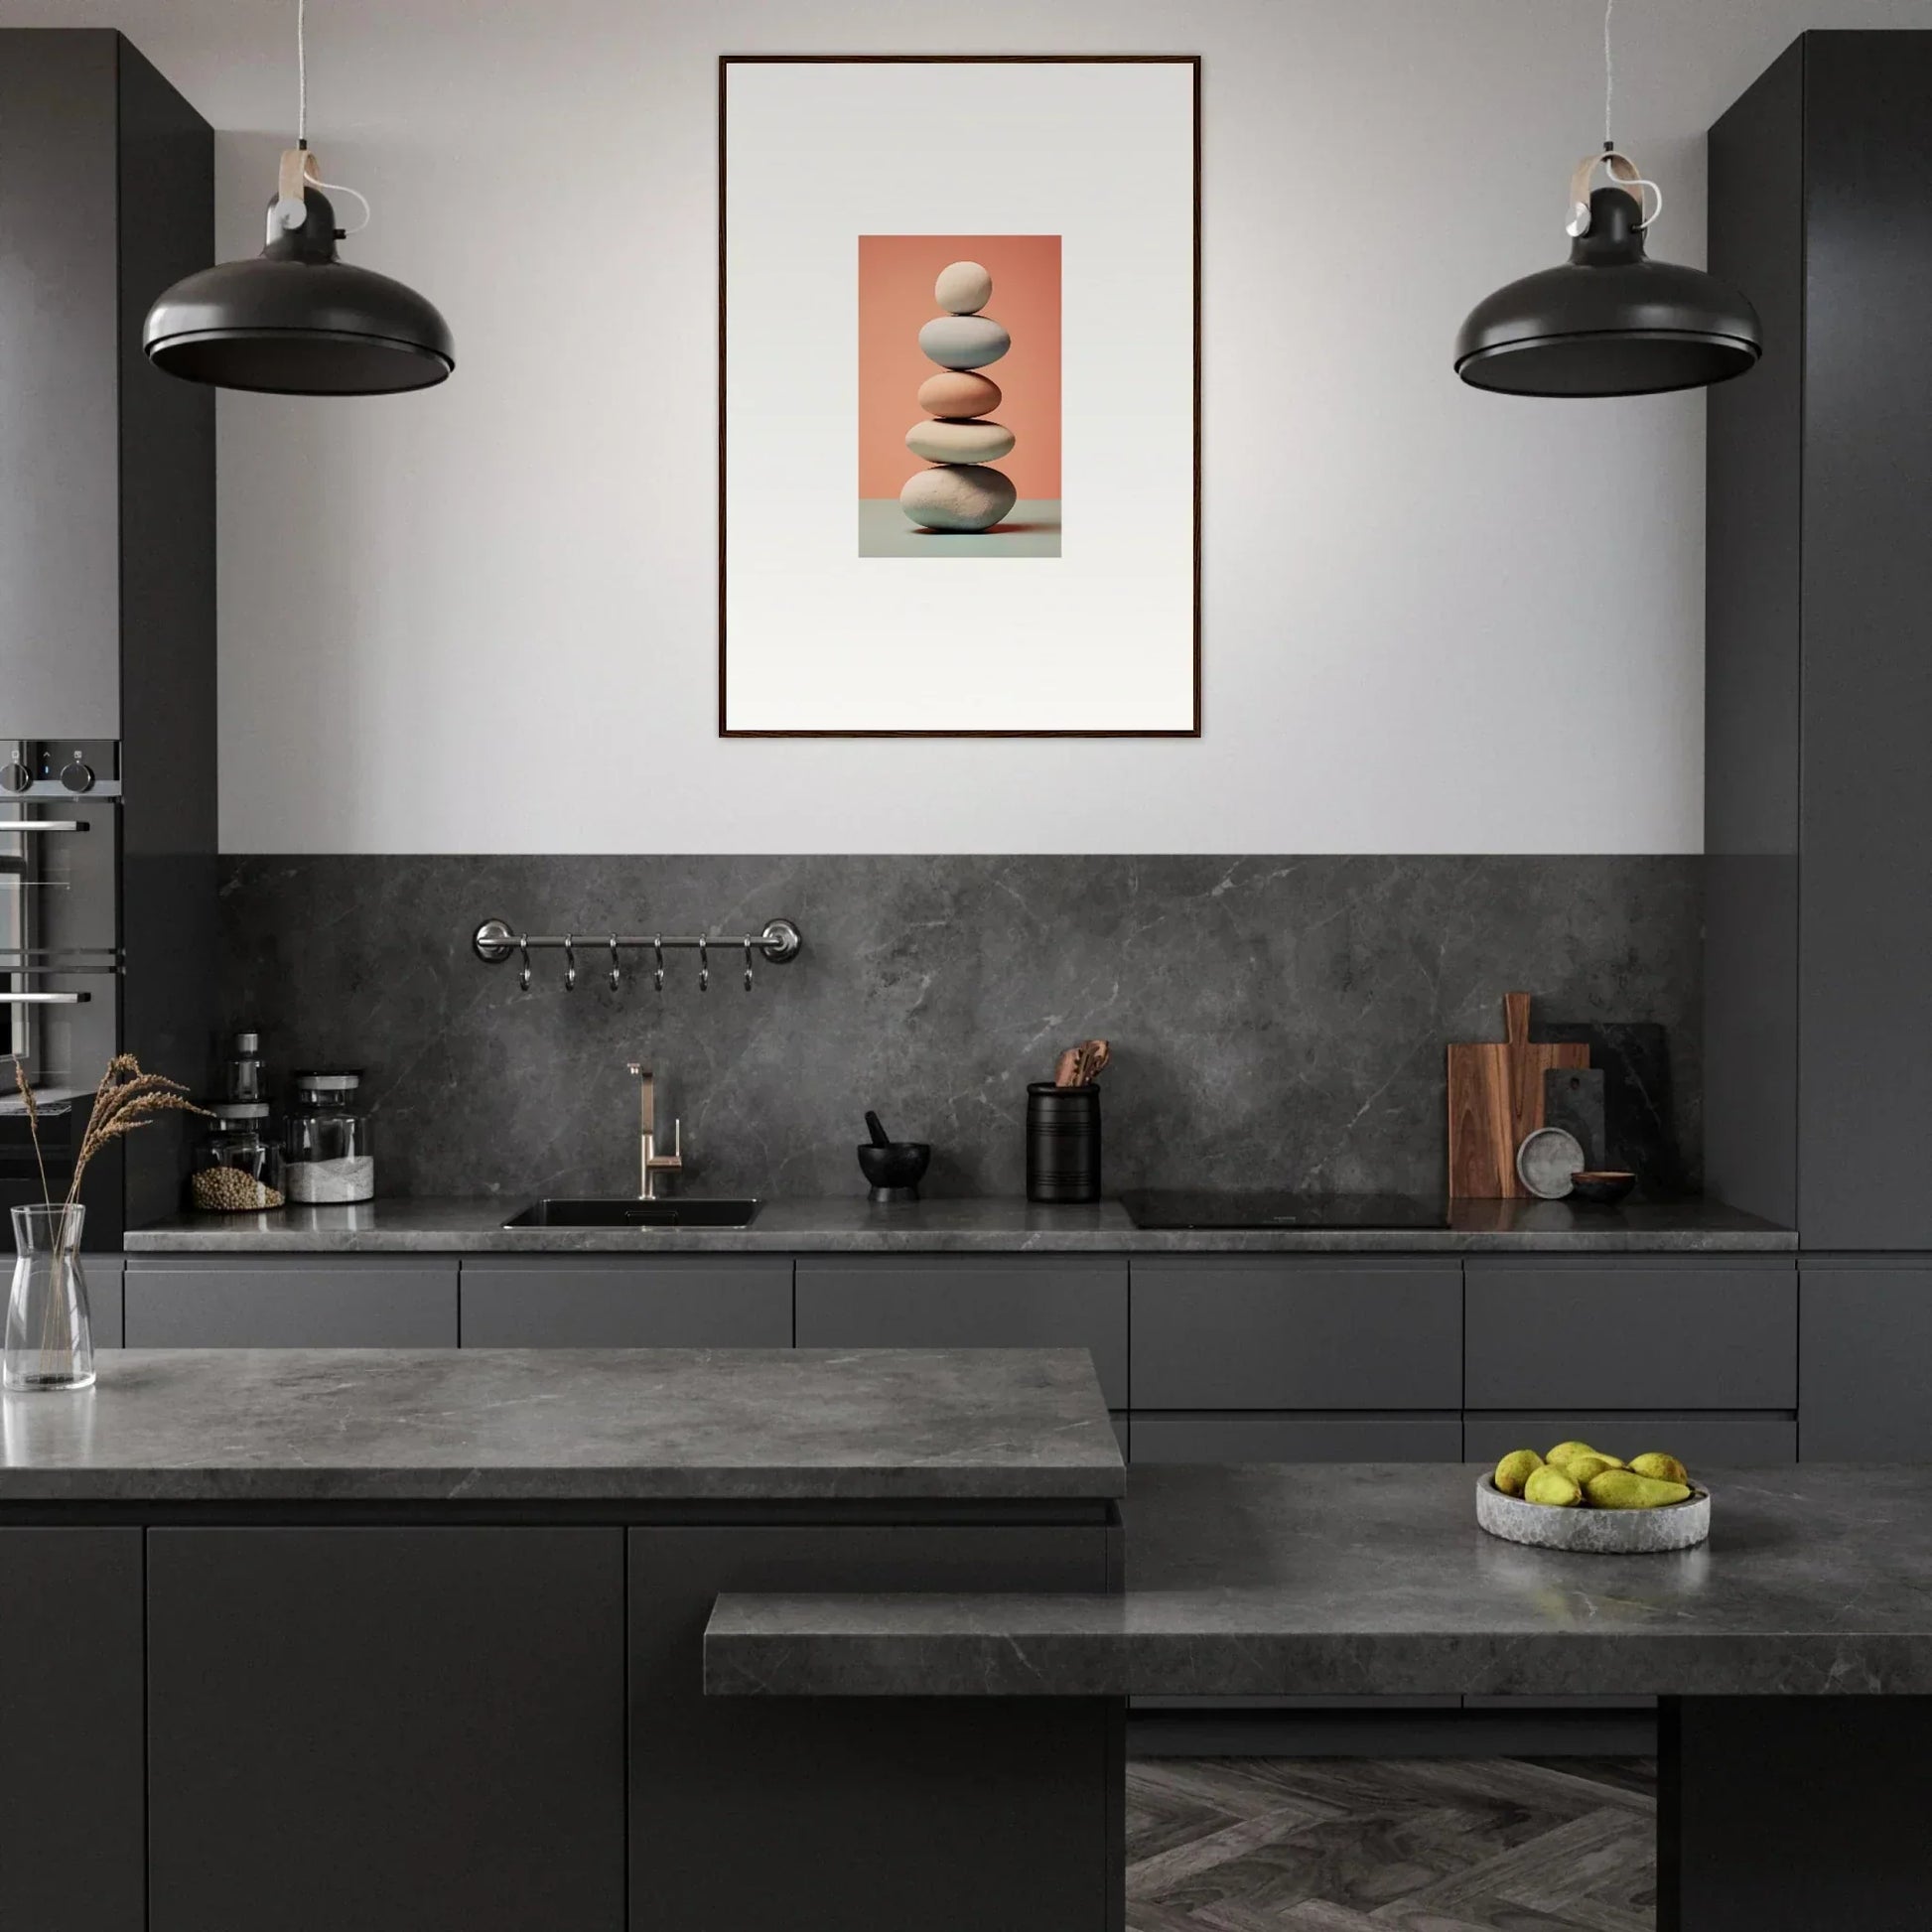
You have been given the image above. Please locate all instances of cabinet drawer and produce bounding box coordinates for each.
[1464,1259,1795,1410]
[1130,1414,1461,1463]
[460,1258,791,1348]
[1131,1259,1461,1411]
[125,1257,459,1347]
[794,1258,1127,1408]
[1463,1412,1797,1466]
[1801,1262,1932,1459]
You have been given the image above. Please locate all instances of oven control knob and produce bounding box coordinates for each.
[60,759,95,794]
[0,761,29,794]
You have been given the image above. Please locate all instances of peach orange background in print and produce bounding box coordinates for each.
[857,234,1061,499]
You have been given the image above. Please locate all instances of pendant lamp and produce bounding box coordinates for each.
[143,0,452,395]
[1453,1,1758,397]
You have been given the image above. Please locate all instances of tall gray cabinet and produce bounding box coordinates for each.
[1706,31,1932,1455]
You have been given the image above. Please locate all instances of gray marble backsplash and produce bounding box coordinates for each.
[216,857,1703,1203]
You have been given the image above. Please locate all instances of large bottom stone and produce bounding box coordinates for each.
[900,465,1018,532]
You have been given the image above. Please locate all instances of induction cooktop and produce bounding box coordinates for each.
[1118,1190,1449,1230]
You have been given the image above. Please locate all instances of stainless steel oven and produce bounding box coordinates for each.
[2,741,123,1229]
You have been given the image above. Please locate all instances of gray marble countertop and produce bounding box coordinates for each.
[0,1347,1123,1504]
[707,1461,1932,1698]
[122,1194,1795,1254]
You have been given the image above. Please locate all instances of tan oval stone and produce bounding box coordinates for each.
[903,419,1016,465]
[917,370,1003,419]
[899,465,1018,532]
[934,260,993,314]
[918,314,1010,370]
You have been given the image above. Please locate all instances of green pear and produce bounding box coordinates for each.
[1524,1465,1584,1507]
[1555,1451,1621,1485]
[1494,1449,1543,1496]
[1586,1469,1693,1510]
[1629,1451,1690,1485]
[1546,1440,1599,1465]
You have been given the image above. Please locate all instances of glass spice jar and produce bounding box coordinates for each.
[284,1070,376,1204]
[191,1102,287,1212]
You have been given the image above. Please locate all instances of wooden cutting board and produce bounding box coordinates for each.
[1447,993,1590,1198]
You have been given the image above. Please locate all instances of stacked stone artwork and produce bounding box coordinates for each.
[900,260,1017,533]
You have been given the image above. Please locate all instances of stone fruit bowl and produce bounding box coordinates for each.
[1476,1474,1711,1553]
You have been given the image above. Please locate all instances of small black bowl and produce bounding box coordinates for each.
[1568,1170,1637,1205]
[858,1141,930,1203]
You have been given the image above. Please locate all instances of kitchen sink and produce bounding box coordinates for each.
[502,1197,761,1229]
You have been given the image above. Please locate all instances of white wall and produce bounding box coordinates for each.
[4,0,1924,854]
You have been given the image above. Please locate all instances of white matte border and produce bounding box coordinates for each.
[721,57,1198,737]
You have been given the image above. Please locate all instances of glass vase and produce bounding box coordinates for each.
[5,1204,95,1393]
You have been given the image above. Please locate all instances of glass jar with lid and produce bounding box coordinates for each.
[191,1103,286,1213]
[284,1069,376,1204]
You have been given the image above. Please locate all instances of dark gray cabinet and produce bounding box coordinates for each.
[460,1256,791,1347]
[1464,1259,1795,1411]
[1708,34,1932,1249]
[147,1528,625,1932]
[83,1254,123,1348]
[125,1256,459,1346]
[628,1523,1117,1932]
[1800,1260,1932,1459]
[795,1256,1128,1408]
[1131,1258,1461,1411]
[0,1529,144,1932]
[1132,1414,1460,1462]
[1463,1413,1797,1466]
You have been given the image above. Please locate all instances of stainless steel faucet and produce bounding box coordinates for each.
[624,1061,683,1199]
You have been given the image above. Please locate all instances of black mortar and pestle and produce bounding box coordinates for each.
[858,1110,930,1204]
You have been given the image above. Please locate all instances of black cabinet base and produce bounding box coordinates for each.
[1661,1696,1932,1931]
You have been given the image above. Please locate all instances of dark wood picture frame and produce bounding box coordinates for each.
[718,54,1201,739]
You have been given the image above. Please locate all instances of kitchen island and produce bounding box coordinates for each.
[0,1347,1124,1932]
[713,1460,1932,1931]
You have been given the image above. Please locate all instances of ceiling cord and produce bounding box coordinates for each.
[1602,0,1615,148]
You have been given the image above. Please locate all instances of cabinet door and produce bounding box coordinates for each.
[0,1529,143,1932]
[1465,1259,1796,1410]
[1131,1414,1461,1463]
[0,31,120,729]
[795,1257,1128,1407]
[147,1528,624,1932]
[631,1523,1116,1932]
[83,1253,123,1348]
[1131,1258,1461,1411]
[460,1256,790,1347]
[1463,1412,1796,1466]
[1801,1261,1932,1458]
[125,1257,458,1346]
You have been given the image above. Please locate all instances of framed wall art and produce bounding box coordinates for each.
[719,55,1200,737]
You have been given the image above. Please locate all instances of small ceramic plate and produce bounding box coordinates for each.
[1476,1475,1711,1553]
[1516,1126,1586,1198]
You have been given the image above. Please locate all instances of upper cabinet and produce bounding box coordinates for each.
[0,30,212,739]
[1706,32,1932,1250]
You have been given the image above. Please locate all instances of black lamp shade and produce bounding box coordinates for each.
[1455,187,1760,397]
[144,189,453,396]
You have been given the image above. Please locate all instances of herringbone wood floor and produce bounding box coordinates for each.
[1126,1757,1656,1932]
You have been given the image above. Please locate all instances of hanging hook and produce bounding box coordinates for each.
[697,937,709,994]
[608,935,622,992]
[652,937,665,995]
[517,934,532,994]
[562,934,578,992]
[743,938,755,994]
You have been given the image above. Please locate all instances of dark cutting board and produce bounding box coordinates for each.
[1539,1022,1685,1195]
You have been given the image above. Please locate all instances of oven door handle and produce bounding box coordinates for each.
[0,992,90,1005]
[0,821,89,835]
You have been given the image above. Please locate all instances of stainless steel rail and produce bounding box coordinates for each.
[472,916,802,994]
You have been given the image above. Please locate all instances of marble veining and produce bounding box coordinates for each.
[0,1347,1122,1503]
[705,1462,1932,1698]
[123,1192,1793,1253]
[217,856,1703,1203]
